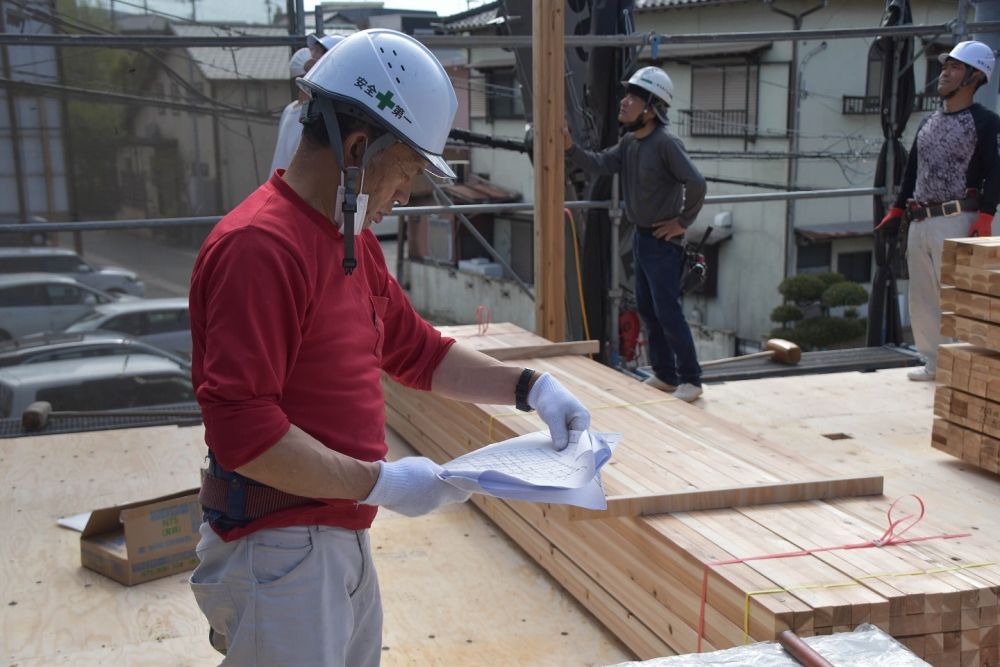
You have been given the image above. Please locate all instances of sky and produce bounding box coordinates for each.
[302,0,489,19]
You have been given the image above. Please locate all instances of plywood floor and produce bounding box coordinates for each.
[2,366,997,666]
[0,426,630,667]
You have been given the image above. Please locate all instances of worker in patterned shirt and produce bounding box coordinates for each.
[877,41,1000,381]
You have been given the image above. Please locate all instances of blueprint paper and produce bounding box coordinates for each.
[439,430,619,509]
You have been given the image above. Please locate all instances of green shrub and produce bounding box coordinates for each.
[778,274,826,302]
[770,304,805,326]
[821,282,869,309]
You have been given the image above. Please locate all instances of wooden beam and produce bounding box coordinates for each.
[562,475,886,521]
[532,0,566,341]
[473,340,599,361]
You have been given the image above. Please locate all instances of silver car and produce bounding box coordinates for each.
[0,247,144,297]
[64,297,191,358]
[0,354,195,419]
[0,273,120,341]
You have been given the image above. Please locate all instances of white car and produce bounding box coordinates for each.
[0,354,195,419]
[0,247,144,297]
[0,273,121,341]
[64,297,191,358]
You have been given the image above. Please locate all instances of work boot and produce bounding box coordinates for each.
[673,383,703,402]
[907,366,936,382]
[643,376,677,392]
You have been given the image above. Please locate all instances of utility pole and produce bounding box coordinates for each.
[533,0,566,341]
[765,0,827,278]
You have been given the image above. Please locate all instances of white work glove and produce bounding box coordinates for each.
[361,457,471,517]
[527,372,591,451]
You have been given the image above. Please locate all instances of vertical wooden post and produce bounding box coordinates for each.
[533,0,566,342]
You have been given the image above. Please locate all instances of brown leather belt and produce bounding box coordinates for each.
[199,468,315,520]
[907,195,979,222]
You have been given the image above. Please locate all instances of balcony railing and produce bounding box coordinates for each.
[677,109,756,138]
[841,94,940,115]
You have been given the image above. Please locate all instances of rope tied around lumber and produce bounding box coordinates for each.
[486,397,675,440]
[695,495,973,651]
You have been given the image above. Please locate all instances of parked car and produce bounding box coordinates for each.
[0,331,191,369]
[0,273,122,341]
[0,354,195,419]
[0,247,144,296]
[64,297,191,357]
[0,215,48,247]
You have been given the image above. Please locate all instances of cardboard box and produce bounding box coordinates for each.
[80,488,202,586]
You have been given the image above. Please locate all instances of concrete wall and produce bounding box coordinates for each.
[405,260,535,330]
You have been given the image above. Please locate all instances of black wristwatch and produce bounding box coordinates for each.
[515,368,536,412]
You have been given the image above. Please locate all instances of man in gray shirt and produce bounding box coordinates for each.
[564,65,707,401]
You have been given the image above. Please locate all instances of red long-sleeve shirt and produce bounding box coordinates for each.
[190,172,454,540]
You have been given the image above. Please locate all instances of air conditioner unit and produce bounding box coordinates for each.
[427,217,455,263]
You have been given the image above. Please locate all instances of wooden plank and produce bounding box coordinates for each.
[471,339,600,361]
[532,0,566,341]
[566,476,884,520]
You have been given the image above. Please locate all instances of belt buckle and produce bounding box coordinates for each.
[942,200,961,216]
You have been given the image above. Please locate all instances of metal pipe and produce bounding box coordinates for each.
[0,188,887,233]
[1,23,999,48]
[608,174,622,366]
[776,630,834,667]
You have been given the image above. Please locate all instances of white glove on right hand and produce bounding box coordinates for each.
[361,457,471,517]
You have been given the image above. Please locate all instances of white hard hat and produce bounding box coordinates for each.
[289,47,311,78]
[623,66,674,107]
[300,29,457,179]
[307,33,345,53]
[939,40,995,83]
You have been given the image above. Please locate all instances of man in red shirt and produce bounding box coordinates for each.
[188,30,590,665]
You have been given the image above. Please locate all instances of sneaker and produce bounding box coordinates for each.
[674,383,703,402]
[907,366,936,382]
[643,376,677,392]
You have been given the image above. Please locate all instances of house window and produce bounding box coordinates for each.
[686,60,759,137]
[486,69,525,121]
[866,43,883,97]
[837,250,873,284]
[796,241,831,274]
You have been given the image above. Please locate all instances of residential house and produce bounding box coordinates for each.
[421,0,980,353]
[118,21,294,240]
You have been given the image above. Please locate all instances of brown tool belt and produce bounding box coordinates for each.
[199,468,315,520]
[907,192,979,222]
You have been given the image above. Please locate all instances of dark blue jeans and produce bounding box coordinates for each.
[633,231,702,387]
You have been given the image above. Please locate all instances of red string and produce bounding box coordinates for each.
[695,495,971,651]
[475,305,491,336]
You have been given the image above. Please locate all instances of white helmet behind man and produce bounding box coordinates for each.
[939,40,995,83]
[307,33,344,54]
[289,47,311,79]
[300,29,457,179]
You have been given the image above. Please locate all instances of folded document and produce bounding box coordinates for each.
[439,430,619,510]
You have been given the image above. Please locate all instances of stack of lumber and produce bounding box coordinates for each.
[936,237,1000,474]
[384,323,1000,666]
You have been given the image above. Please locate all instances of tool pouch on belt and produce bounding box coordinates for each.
[199,451,314,528]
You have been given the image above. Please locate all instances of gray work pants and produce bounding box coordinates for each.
[190,523,383,666]
[905,211,975,372]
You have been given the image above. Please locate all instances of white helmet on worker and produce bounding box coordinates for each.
[288,47,311,78]
[622,66,674,124]
[307,33,344,54]
[939,40,995,83]
[300,29,457,179]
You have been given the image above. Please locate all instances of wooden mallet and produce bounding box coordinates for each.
[700,338,801,368]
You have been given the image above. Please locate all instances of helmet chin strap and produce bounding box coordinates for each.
[309,97,399,275]
[941,67,979,101]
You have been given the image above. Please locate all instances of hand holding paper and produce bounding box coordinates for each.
[438,430,619,509]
